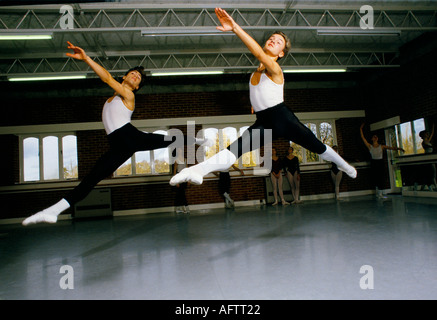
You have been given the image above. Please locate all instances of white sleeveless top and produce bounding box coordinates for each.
[249,72,284,112]
[102,95,133,135]
[369,145,383,160]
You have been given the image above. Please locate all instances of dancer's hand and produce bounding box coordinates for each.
[215,7,236,32]
[66,41,88,61]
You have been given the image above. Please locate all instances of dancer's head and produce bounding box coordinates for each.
[288,146,294,154]
[371,134,379,143]
[123,66,146,93]
[264,31,291,60]
[419,130,429,140]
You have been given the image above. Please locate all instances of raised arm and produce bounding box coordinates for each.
[360,123,371,149]
[66,41,134,104]
[215,8,283,79]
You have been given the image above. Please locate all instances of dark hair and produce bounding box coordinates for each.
[270,31,291,59]
[125,66,146,92]
[419,130,427,139]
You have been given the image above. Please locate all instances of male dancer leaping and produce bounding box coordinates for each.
[22,42,211,226]
[170,8,356,187]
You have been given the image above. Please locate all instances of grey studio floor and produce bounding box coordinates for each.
[1,195,437,300]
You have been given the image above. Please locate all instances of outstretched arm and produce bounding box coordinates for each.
[360,123,371,149]
[231,164,245,176]
[215,8,283,80]
[430,123,435,140]
[66,41,134,103]
[382,145,404,153]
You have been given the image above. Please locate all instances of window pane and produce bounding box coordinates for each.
[204,128,219,159]
[43,136,59,180]
[115,158,132,176]
[23,137,40,181]
[319,122,333,146]
[305,123,319,162]
[413,118,425,154]
[239,126,258,167]
[63,135,78,179]
[135,151,151,174]
[222,127,238,149]
[400,122,414,155]
[290,141,304,163]
[153,130,170,174]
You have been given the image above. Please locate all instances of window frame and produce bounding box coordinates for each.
[292,119,337,165]
[395,118,425,156]
[19,132,78,183]
[113,126,172,178]
[201,122,262,170]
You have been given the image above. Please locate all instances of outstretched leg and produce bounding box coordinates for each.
[23,147,132,226]
[170,122,264,186]
[274,106,356,178]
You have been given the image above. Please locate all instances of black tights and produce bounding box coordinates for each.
[65,123,192,205]
[228,103,326,158]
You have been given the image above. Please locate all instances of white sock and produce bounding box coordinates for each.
[170,149,237,186]
[223,192,234,204]
[22,198,70,226]
[320,145,357,178]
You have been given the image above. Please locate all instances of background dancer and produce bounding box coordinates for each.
[360,123,404,199]
[214,164,244,208]
[330,146,343,201]
[23,42,211,226]
[284,146,302,204]
[170,8,356,188]
[270,147,288,205]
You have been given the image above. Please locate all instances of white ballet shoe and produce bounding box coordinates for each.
[22,199,69,226]
[22,211,58,226]
[342,165,357,179]
[320,145,357,179]
[223,192,234,207]
[170,167,203,186]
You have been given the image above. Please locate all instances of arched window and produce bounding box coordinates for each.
[21,133,78,182]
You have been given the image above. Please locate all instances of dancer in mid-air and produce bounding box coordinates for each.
[170,8,356,187]
[22,42,211,226]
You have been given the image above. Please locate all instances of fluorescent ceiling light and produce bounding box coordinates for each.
[317,28,401,36]
[283,68,347,73]
[8,75,87,81]
[0,33,53,40]
[141,28,233,37]
[151,70,224,76]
